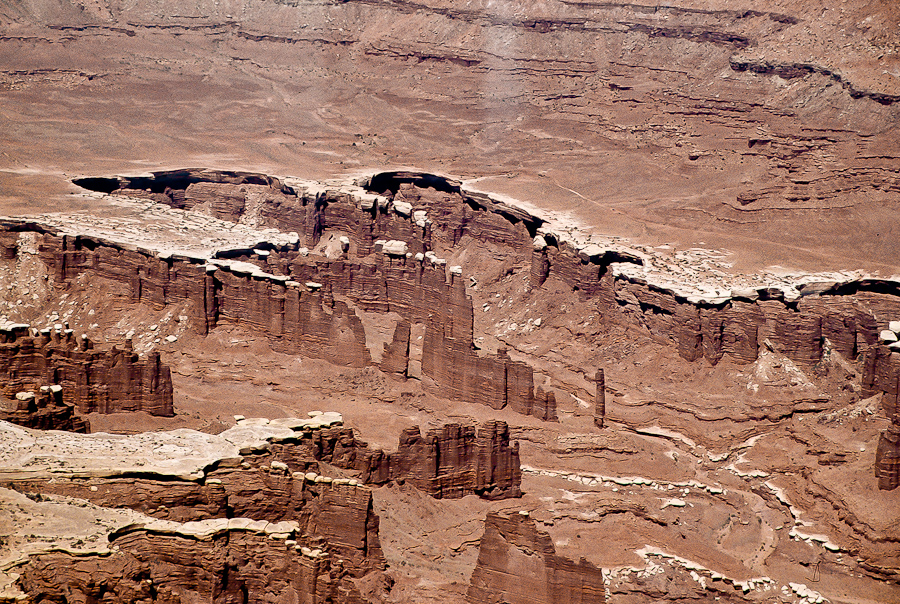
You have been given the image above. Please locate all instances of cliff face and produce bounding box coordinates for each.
[257,419,522,500]
[13,513,371,604]
[2,415,522,515]
[466,512,606,604]
[64,169,900,374]
[387,421,521,499]
[876,424,900,492]
[0,322,172,417]
[861,345,900,490]
[127,170,900,493]
[0,416,387,603]
[2,168,899,514]
[0,385,89,433]
[1,180,547,421]
[1,408,525,602]
[70,170,900,374]
[2,1,900,601]
[12,168,900,484]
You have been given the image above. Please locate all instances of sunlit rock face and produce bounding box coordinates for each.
[2,1,900,603]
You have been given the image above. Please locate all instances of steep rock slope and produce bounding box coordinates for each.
[0,411,523,602]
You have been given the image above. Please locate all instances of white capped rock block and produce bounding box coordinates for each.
[392,200,412,216]
[381,240,408,256]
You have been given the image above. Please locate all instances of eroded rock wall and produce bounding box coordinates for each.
[533,238,899,370]
[23,170,900,439]
[1,409,525,602]
[3,416,521,530]
[0,385,89,433]
[1,207,542,419]
[861,345,900,490]
[15,521,367,604]
[287,419,522,499]
[89,170,900,375]
[0,415,387,603]
[386,421,521,499]
[466,511,605,604]
[0,322,172,416]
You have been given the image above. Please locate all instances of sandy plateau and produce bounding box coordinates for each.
[0,1,900,604]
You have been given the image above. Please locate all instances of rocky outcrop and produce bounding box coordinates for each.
[387,421,521,499]
[365,177,900,380]
[0,414,386,603]
[1,413,521,520]
[69,169,900,377]
[1,186,545,419]
[277,418,522,500]
[532,387,558,423]
[863,345,900,419]
[1,409,523,602]
[0,322,172,416]
[35,168,900,466]
[876,422,900,492]
[594,368,605,429]
[0,385,89,432]
[466,511,605,604]
[379,317,410,375]
[862,344,900,490]
[9,503,372,604]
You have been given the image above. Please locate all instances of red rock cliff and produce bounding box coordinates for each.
[0,416,388,603]
[0,385,89,433]
[466,511,605,604]
[0,323,172,416]
[15,520,370,604]
[862,345,900,490]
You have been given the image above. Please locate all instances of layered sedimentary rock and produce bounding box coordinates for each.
[0,414,386,603]
[1,486,373,604]
[876,422,900,492]
[379,318,410,375]
[466,511,605,604]
[0,413,521,515]
[386,421,521,499]
[0,407,525,601]
[0,186,545,419]
[862,344,900,490]
[275,418,522,500]
[0,322,172,416]
[14,168,900,462]
[0,385,89,433]
[68,170,900,377]
[532,387,558,423]
[18,526,354,604]
[862,345,900,418]
[594,369,605,429]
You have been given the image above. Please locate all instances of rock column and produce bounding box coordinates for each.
[530,236,550,288]
[594,369,605,429]
[876,419,900,491]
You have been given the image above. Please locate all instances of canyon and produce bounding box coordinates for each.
[0,167,898,604]
[1,0,900,603]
